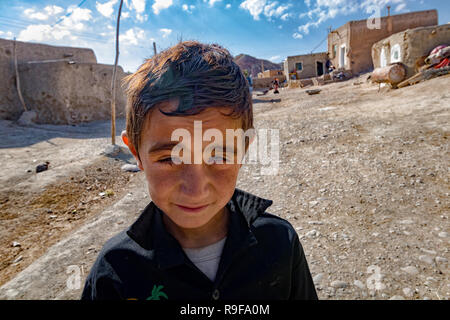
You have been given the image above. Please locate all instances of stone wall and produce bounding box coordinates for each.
[18,61,127,125]
[372,24,450,78]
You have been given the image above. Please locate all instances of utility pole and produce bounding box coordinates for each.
[111,0,124,145]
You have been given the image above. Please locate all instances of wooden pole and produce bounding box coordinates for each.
[13,38,28,112]
[111,0,124,145]
[153,42,157,56]
[371,64,406,85]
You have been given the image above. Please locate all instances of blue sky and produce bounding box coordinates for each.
[0,0,448,72]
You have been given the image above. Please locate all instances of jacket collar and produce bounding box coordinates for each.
[126,188,273,270]
[227,188,273,227]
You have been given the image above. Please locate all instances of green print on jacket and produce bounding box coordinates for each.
[146,285,168,300]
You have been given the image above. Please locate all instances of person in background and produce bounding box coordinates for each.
[244,70,253,96]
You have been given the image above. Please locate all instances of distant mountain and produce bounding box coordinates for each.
[234,54,283,77]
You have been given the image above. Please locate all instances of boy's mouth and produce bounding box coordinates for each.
[175,204,209,213]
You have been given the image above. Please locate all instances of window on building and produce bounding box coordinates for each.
[295,62,303,71]
[391,44,401,63]
[333,45,337,58]
[339,45,346,68]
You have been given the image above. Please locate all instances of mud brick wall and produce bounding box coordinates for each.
[328,10,438,75]
[284,52,329,80]
[0,38,97,121]
[18,61,127,125]
[372,24,450,78]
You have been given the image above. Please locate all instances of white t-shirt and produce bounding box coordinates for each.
[182,237,227,281]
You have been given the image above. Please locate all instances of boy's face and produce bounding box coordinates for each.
[123,99,243,230]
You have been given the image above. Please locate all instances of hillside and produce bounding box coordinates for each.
[234,54,283,77]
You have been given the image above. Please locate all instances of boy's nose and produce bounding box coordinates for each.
[178,164,211,200]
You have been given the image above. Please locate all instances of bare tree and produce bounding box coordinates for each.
[111,0,124,145]
[13,38,28,112]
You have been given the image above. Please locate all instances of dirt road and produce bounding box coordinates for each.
[0,75,448,299]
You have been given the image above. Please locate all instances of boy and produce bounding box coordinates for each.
[81,41,317,300]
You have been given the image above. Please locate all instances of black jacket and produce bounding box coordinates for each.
[81,189,318,300]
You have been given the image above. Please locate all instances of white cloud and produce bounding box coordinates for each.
[240,0,292,21]
[266,3,289,19]
[395,3,406,12]
[120,27,146,45]
[96,0,119,18]
[280,13,291,20]
[152,0,173,14]
[269,55,281,62]
[61,7,92,31]
[131,0,146,13]
[24,9,49,21]
[226,4,232,9]
[159,28,172,38]
[295,0,357,36]
[240,0,267,20]
[136,13,148,22]
[23,5,65,22]
[292,32,303,39]
[203,0,223,6]
[182,4,196,13]
[18,24,73,42]
[295,0,408,37]
[44,5,64,16]
[17,4,94,43]
[0,30,14,39]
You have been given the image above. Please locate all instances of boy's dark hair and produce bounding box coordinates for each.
[123,41,253,156]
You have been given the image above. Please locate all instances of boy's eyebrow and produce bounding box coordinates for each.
[147,141,181,153]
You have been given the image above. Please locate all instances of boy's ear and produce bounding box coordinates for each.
[121,131,144,170]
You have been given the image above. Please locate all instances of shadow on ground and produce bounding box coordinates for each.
[0,118,127,149]
[252,98,282,104]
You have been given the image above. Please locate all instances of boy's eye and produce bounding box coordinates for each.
[206,156,226,164]
[207,153,234,164]
[157,157,174,164]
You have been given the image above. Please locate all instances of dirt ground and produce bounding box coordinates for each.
[0,74,448,300]
[0,119,133,287]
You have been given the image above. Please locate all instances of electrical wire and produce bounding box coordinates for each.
[0,17,154,52]
[51,0,89,27]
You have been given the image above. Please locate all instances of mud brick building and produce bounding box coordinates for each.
[327,9,438,75]
[372,24,450,78]
[0,38,127,124]
[283,52,329,80]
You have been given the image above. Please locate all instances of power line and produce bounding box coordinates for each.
[0,17,154,52]
[310,32,329,54]
[0,15,108,41]
[51,0,89,27]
